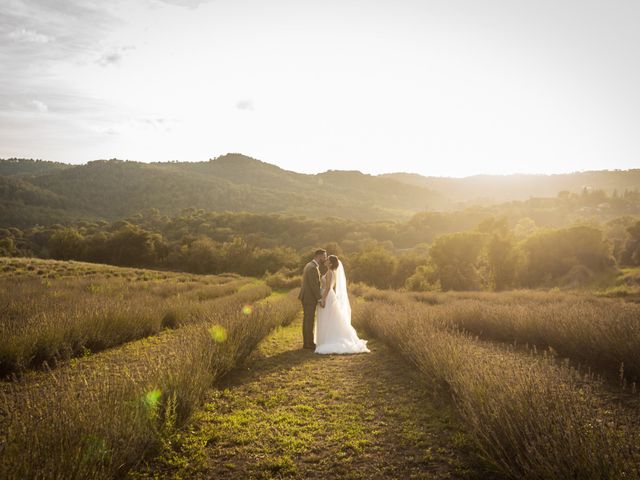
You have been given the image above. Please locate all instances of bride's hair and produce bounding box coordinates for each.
[328,255,339,270]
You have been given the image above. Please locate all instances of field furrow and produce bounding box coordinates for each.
[352,299,640,479]
[354,285,640,382]
[130,317,482,480]
[0,262,300,479]
[0,258,272,376]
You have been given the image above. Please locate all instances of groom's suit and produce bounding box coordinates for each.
[299,259,322,348]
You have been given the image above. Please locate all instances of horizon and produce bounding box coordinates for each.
[3,153,639,180]
[2,1,640,176]
[0,152,640,179]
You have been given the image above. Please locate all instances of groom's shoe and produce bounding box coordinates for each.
[303,343,316,350]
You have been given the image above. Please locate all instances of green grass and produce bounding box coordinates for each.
[132,318,482,480]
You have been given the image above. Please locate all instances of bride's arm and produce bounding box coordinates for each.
[321,270,333,305]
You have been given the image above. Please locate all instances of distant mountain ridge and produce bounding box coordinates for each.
[0,158,71,177]
[0,154,446,227]
[383,170,640,204]
[1,153,639,228]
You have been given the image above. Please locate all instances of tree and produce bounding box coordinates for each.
[219,237,252,274]
[477,216,508,235]
[107,226,161,266]
[84,232,111,264]
[0,237,17,256]
[181,236,222,274]
[48,228,84,260]
[604,217,636,264]
[405,263,437,291]
[429,232,486,291]
[485,233,521,290]
[622,221,640,266]
[392,246,429,288]
[350,244,398,289]
[252,246,298,277]
[520,225,613,286]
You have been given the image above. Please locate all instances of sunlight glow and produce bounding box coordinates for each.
[209,324,229,342]
[1,0,639,175]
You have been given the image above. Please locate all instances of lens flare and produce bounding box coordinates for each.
[140,388,162,420]
[209,324,228,342]
[242,304,253,316]
[144,389,162,410]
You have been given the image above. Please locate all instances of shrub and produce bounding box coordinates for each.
[0,290,300,479]
[354,300,640,479]
[265,270,302,291]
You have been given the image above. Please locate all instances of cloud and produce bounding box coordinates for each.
[0,0,128,124]
[97,45,135,67]
[101,117,178,135]
[140,117,175,131]
[98,52,122,66]
[30,100,48,112]
[236,99,254,111]
[1,93,116,128]
[0,1,122,72]
[7,27,51,43]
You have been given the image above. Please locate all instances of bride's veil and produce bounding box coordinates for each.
[335,260,352,325]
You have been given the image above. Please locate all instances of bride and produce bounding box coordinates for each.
[315,255,370,354]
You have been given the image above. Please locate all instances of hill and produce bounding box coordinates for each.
[0,155,446,227]
[384,170,640,204]
[2,154,639,228]
[0,158,71,177]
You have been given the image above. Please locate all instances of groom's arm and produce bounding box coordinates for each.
[309,266,322,302]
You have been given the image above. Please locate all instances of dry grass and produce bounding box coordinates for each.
[353,299,640,479]
[351,283,640,382]
[0,258,271,376]
[0,257,241,281]
[0,285,300,479]
[265,270,302,291]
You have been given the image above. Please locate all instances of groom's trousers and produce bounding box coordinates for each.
[301,300,316,348]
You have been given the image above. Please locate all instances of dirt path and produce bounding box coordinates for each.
[131,318,481,480]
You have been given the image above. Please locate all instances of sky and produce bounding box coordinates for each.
[1,0,639,177]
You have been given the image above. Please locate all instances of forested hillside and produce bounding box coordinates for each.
[3,154,640,293]
[5,154,640,229]
[3,193,640,293]
[0,154,446,227]
[384,169,640,204]
[0,158,71,177]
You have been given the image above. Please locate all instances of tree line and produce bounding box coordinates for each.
[1,193,640,290]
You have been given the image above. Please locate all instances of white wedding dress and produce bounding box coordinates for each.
[314,261,370,354]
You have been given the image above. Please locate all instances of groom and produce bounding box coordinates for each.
[298,249,327,349]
